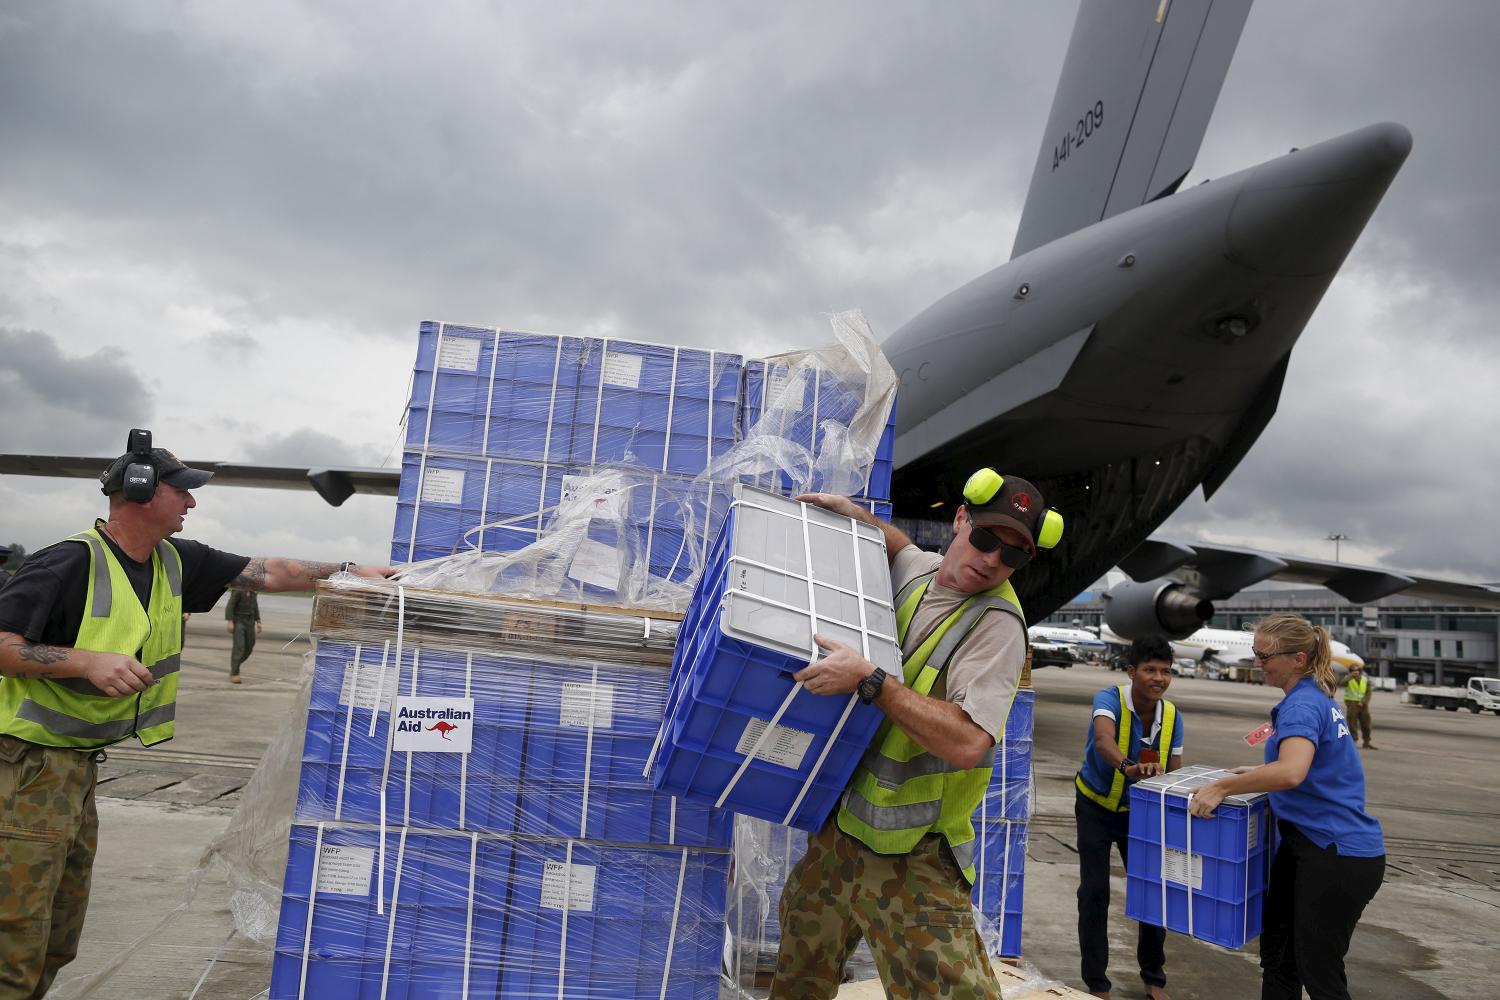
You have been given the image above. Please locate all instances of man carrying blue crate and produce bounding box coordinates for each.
[0,430,393,1000]
[770,469,1062,1000]
[1073,634,1183,1000]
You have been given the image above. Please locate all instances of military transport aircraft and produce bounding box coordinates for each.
[5,0,1498,632]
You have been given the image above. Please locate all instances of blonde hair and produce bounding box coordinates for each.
[1255,613,1335,695]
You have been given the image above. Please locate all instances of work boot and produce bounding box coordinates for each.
[1146,986,1171,1000]
[1089,993,1110,999]
[1363,742,1376,749]
[229,675,242,684]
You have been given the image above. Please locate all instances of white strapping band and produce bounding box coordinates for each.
[296,823,326,1000]
[658,848,690,1000]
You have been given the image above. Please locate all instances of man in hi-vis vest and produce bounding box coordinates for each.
[770,469,1063,1000]
[1074,634,1183,1000]
[0,430,392,999]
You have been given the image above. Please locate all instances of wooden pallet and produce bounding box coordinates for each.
[310,580,684,666]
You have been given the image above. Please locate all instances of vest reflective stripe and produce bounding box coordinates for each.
[0,526,184,749]
[15,700,177,742]
[67,531,112,618]
[838,570,1025,884]
[48,654,182,696]
[1344,676,1368,701]
[859,742,997,789]
[1074,685,1178,812]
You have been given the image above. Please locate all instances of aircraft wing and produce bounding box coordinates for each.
[1121,537,1500,609]
[0,454,399,507]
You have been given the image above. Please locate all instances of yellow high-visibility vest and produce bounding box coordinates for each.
[0,525,184,749]
[1074,685,1177,812]
[837,569,1025,884]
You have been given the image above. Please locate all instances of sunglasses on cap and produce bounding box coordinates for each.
[968,522,1034,568]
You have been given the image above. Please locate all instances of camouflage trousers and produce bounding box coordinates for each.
[230,617,257,675]
[0,736,99,1000]
[770,821,1001,1000]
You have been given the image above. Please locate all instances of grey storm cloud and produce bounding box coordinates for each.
[0,328,154,453]
[0,2,1497,581]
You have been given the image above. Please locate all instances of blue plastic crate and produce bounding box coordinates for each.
[271,824,510,1000]
[649,487,901,831]
[499,839,729,1000]
[970,819,1027,957]
[405,322,589,464]
[1124,766,1273,949]
[567,339,742,476]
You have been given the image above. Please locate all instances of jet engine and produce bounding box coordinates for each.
[1102,579,1214,641]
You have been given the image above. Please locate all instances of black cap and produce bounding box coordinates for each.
[100,448,214,495]
[966,474,1046,550]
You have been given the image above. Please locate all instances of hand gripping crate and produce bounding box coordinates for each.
[646,486,902,831]
[1125,765,1274,949]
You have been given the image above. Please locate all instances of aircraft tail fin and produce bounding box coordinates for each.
[1010,0,1252,258]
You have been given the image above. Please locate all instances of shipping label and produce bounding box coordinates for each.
[567,537,622,592]
[437,333,483,372]
[420,467,466,505]
[1162,848,1204,891]
[338,660,395,713]
[602,350,643,389]
[540,860,597,912]
[316,844,375,897]
[736,717,815,771]
[559,681,616,730]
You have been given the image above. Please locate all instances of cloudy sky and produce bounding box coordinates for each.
[2,1,1496,583]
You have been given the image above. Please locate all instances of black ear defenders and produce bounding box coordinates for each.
[121,428,157,503]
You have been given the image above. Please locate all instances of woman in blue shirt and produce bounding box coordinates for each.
[1189,613,1384,1000]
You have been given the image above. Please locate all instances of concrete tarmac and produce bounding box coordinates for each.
[44,608,1500,998]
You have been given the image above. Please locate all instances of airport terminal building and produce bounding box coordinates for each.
[1049,587,1500,687]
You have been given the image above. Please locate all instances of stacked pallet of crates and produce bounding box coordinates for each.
[393,322,742,590]
[270,320,748,999]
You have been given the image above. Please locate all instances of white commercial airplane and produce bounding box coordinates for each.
[1099,623,1365,671]
[1028,625,1107,659]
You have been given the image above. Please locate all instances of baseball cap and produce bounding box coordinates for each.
[100,448,215,495]
[964,473,1047,551]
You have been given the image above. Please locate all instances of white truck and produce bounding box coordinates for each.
[1404,676,1500,714]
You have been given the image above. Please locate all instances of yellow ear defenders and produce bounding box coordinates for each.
[961,468,1065,551]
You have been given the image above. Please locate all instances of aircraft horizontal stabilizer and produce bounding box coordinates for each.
[0,454,399,506]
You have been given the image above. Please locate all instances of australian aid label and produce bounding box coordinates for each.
[392,697,475,753]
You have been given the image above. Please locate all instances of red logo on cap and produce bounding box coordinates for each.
[1012,492,1031,514]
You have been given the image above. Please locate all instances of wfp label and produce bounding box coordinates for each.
[437,333,482,372]
[541,860,597,912]
[736,717,814,771]
[602,350,643,389]
[316,844,375,897]
[392,697,475,753]
[560,682,615,730]
[421,467,465,505]
[338,660,395,712]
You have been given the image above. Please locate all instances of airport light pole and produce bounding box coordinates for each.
[1327,532,1349,563]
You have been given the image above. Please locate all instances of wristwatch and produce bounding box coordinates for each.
[1117,757,1137,775]
[858,667,888,705]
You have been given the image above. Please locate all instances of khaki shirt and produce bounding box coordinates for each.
[890,547,1027,738]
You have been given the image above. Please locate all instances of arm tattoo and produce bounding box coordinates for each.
[232,558,268,590]
[18,642,69,666]
[239,557,341,592]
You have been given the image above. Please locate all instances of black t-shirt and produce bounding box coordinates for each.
[0,528,250,647]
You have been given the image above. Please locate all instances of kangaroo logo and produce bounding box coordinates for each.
[428,720,460,741]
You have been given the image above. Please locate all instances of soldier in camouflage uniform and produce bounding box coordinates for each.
[0,436,392,998]
[771,471,1062,999]
[224,588,261,683]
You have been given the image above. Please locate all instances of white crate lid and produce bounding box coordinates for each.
[716,486,902,675]
[1134,763,1267,806]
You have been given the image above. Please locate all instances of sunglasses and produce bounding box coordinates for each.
[1251,648,1283,663]
[968,522,1034,568]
